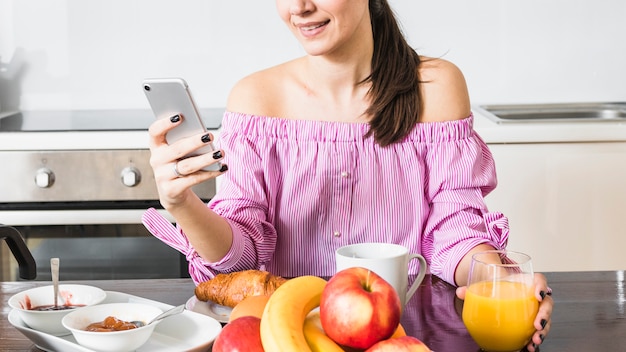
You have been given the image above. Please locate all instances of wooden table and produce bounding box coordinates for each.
[1,271,625,351]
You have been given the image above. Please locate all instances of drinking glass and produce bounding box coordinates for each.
[462,250,538,352]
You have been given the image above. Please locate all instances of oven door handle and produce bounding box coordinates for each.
[1,225,37,280]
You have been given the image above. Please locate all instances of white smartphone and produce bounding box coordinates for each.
[142,77,221,172]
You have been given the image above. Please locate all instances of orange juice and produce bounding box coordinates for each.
[462,280,538,352]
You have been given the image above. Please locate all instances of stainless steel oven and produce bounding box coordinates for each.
[0,109,222,281]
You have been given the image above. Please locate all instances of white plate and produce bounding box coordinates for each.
[185,295,232,324]
[9,291,222,352]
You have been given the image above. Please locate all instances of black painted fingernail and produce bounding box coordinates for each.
[212,150,223,159]
[170,114,181,123]
[540,291,546,300]
[201,134,211,143]
[540,319,547,329]
[540,334,545,342]
[219,164,228,172]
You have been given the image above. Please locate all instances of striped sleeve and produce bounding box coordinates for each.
[421,130,507,284]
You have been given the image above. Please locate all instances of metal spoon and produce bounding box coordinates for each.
[50,258,60,308]
[131,304,185,328]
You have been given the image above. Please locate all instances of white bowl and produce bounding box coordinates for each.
[8,284,107,335]
[62,302,163,352]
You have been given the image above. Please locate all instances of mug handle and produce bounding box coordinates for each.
[405,254,427,304]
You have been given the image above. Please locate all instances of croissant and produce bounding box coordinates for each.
[194,269,288,307]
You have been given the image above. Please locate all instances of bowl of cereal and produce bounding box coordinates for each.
[61,302,163,352]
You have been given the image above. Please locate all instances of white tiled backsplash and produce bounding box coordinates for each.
[0,0,625,112]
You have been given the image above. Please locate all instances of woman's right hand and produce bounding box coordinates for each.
[147,114,227,209]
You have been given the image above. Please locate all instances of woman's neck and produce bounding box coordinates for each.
[301,52,372,105]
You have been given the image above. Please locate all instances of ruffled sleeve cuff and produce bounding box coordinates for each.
[482,211,510,249]
[141,207,246,285]
[440,211,510,285]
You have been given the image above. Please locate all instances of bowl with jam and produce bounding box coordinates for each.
[61,302,163,352]
[8,284,106,335]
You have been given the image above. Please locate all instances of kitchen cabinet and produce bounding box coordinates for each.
[484,142,626,272]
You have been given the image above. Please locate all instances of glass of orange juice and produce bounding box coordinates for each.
[462,250,538,352]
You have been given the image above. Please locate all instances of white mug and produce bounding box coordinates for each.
[335,242,427,308]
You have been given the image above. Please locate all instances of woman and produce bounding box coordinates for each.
[143,0,552,350]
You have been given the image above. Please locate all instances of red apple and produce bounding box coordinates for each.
[212,316,264,352]
[320,267,401,349]
[365,336,431,351]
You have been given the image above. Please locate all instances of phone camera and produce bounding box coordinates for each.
[143,84,151,91]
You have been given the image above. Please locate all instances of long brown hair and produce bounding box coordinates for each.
[363,0,422,147]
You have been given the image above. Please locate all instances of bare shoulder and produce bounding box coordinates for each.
[418,57,471,122]
[226,60,296,117]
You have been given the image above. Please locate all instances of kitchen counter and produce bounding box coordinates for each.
[471,104,626,272]
[0,109,222,227]
[0,105,626,150]
[0,109,224,151]
[472,105,626,143]
[2,107,625,148]
[0,130,155,150]
[2,271,626,351]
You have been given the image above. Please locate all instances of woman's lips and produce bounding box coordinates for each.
[297,20,330,37]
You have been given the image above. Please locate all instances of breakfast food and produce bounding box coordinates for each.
[229,294,271,322]
[225,272,432,352]
[213,316,264,352]
[260,275,328,351]
[85,316,139,332]
[29,304,85,311]
[21,293,86,311]
[303,310,345,352]
[320,267,401,349]
[194,270,287,307]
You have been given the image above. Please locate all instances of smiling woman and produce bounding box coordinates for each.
[141,2,553,350]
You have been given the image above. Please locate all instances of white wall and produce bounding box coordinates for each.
[1,0,625,112]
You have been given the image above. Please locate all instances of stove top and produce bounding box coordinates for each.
[0,108,224,132]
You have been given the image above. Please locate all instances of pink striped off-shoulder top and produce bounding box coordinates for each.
[142,111,509,286]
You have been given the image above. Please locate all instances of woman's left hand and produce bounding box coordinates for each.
[455,273,553,351]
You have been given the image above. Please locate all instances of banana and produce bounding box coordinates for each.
[302,310,406,351]
[260,275,327,352]
[303,310,345,352]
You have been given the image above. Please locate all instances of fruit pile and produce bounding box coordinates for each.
[213,267,432,352]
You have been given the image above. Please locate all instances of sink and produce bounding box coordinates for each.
[477,102,626,123]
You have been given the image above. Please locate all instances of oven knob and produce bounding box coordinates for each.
[121,167,141,187]
[34,168,55,188]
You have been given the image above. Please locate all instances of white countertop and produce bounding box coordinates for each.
[0,129,223,151]
[1,109,626,150]
[0,130,152,150]
[0,108,225,151]
[472,105,626,144]
[1,208,175,226]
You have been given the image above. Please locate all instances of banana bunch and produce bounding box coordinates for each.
[259,275,407,352]
[260,275,343,351]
